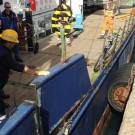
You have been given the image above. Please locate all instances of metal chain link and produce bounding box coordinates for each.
[121,64,135,102]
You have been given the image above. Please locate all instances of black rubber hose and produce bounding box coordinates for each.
[108,63,134,112]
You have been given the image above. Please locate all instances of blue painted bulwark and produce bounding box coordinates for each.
[67,27,135,135]
[0,102,36,135]
[31,53,91,134]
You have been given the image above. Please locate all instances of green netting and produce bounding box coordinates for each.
[125,0,134,5]
[120,0,134,6]
[117,0,135,6]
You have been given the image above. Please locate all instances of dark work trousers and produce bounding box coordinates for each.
[0,85,5,115]
[12,44,20,60]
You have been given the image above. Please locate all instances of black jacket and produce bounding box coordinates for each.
[0,44,24,86]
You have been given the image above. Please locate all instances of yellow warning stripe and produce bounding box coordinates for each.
[115,14,130,19]
[52,17,58,21]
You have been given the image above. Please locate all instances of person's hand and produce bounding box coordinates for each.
[35,71,50,76]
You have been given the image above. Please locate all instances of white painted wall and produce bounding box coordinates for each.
[0,0,56,38]
[71,0,83,17]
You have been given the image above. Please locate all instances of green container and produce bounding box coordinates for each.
[39,31,45,39]
[46,29,52,36]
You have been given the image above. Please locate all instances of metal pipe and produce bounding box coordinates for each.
[60,27,66,63]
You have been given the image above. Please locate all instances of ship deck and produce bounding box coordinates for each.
[4,8,132,114]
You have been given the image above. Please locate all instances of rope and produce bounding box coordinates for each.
[13,72,23,108]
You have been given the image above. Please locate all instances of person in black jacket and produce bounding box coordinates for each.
[0,29,50,114]
[0,2,23,62]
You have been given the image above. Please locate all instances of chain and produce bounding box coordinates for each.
[64,124,71,135]
[120,64,135,103]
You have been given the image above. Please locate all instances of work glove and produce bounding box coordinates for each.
[35,71,50,76]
